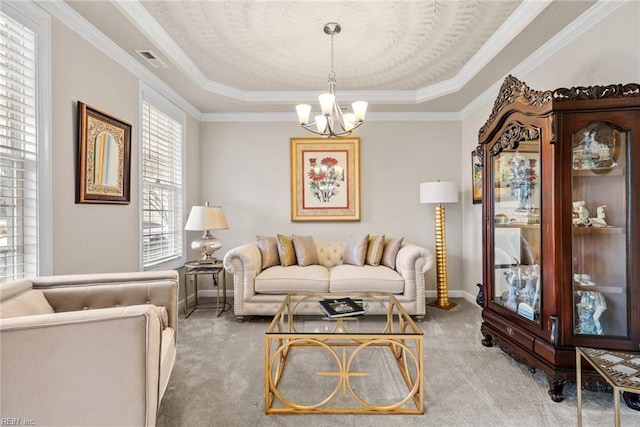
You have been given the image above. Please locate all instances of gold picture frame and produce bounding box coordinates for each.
[290,137,360,221]
[472,151,482,204]
[76,102,132,204]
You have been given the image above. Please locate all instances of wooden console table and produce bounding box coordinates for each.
[576,347,640,426]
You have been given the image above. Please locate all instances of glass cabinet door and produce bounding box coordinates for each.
[571,122,628,337]
[491,135,542,323]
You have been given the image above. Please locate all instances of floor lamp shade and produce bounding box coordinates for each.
[420,181,458,310]
[419,181,459,204]
[185,205,228,263]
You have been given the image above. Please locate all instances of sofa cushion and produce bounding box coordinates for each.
[276,234,297,267]
[0,288,55,319]
[366,235,385,266]
[329,264,404,293]
[257,235,280,269]
[255,265,330,293]
[344,234,369,267]
[293,235,319,266]
[381,236,404,269]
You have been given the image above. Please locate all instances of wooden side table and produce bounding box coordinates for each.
[183,260,231,318]
[576,347,640,426]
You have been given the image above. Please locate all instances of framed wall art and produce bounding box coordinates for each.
[76,102,132,204]
[472,151,483,204]
[290,137,360,221]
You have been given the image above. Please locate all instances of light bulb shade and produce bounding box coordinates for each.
[184,205,228,231]
[315,115,328,133]
[296,104,312,125]
[419,181,459,204]
[352,101,368,121]
[343,113,356,131]
[318,93,335,115]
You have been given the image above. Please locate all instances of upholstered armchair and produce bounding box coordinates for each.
[0,270,179,427]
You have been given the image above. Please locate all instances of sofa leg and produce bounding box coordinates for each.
[235,315,246,323]
[414,315,425,322]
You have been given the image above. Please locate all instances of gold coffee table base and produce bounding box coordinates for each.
[264,293,424,415]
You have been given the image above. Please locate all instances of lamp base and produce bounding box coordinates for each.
[428,299,457,310]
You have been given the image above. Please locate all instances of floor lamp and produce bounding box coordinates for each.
[420,181,459,310]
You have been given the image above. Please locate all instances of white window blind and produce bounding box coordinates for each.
[141,100,183,268]
[0,12,38,282]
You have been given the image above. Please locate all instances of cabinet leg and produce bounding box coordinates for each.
[547,378,567,402]
[481,333,494,347]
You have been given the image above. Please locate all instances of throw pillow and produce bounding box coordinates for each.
[343,234,369,267]
[257,235,280,269]
[381,237,404,269]
[365,234,385,266]
[276,234,297,267]
[292,235,319,266]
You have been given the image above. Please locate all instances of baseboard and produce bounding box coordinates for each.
[179,289,481,314]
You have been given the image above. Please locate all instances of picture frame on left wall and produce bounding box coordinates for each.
[76,102,132,204]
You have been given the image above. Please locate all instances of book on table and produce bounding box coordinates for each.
[319,297,365,318]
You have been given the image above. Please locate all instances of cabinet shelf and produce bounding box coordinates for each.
[574,285,625,294]
[572,226,624,235]
[572,167,624,177]
[495,224,540,230]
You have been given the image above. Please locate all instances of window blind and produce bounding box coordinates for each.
[0,12,38,282]
[141,101,183,268]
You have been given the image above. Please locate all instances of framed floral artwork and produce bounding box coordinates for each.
[76,102,132,204]
[472,151,482,204]
[290,137,360,221]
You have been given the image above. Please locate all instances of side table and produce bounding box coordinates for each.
[183,260,231,318]
[576,346,640,427]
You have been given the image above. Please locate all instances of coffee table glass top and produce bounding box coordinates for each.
[265,293,422,336]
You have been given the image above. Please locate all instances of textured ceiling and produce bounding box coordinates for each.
[62,0,598,115]
[140,0,520,91]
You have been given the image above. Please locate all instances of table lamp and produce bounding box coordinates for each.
[184,203,228,264]
[420,181,459,309]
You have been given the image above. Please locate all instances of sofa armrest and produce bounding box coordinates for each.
[223,243,261,315]
[33,270,179,331]
[0,305,165,426]
[395,243,435,310]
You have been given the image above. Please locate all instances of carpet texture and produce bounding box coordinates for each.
[157,298,640,426]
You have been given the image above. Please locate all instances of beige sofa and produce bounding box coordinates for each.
[224,238,434,321]
[0,270,179,427]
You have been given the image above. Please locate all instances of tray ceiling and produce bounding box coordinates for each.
[62,0,598,115]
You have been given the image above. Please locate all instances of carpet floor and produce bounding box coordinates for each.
[156,298,640,426]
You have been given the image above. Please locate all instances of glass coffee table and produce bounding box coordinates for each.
[264,293,424,415]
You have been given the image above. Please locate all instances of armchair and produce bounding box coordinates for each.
[0,270,179,427]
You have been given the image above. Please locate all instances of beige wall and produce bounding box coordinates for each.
[45,1,638,301]
[460,1,640,300]
[199,120,462,296]
[50,19,200,274]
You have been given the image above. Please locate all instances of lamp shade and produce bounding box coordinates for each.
[419,181,459,204]
[184,206,228,231]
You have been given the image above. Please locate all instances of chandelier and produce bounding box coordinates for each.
[295,22,368,138]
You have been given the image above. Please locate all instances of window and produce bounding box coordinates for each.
[140,89,184,269]
[0,5,50,281]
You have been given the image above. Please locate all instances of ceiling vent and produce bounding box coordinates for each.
[135,49,168,68]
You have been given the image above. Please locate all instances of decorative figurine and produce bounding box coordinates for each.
[574,273,607,335]
[572,130,616,170]
[589,205,608,228]
[572,201,590,226]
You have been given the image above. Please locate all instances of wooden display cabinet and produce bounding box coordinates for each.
[477,75,639,404]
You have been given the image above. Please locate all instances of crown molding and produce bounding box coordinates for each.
[35,0,202,120]
[460,0,627,120]
[201,111,461,122]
